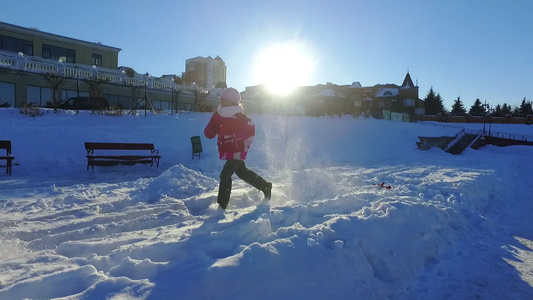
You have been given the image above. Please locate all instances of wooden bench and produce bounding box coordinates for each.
[85,142,161,171]
[0,140,15,175]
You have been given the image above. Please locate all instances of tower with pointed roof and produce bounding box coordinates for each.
[398,72,418,100]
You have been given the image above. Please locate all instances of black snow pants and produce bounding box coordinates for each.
[218,159,268,208]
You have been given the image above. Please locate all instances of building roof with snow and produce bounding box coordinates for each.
[348,82,363,89]
[375,87,399,97]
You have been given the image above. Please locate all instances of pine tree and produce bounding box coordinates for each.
[501,103,512,116]
[518,98,532,116]
[451,97,466,115]
[493,104,502,117]
[468,99,486,116]
[512,106,520,116]
[435,93,446,114]
[424,87,446,115]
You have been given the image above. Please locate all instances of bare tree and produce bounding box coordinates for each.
[85,78,109,114]
[43,73,65,113]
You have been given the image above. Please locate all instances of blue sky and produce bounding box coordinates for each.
[2,0,532,109]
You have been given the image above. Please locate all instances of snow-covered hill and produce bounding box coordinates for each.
[0,108,532,299]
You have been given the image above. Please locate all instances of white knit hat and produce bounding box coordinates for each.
[220,88,241,105]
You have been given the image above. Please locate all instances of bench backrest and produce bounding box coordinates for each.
[85,142,155,151]
[191,136,202,153]
[0,140,12,154]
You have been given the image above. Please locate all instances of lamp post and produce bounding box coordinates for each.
[191,82,199,112]
[17,52,26,71]
[144,74,151,117]
[57,59,65,76]
[171,85,174,115]
[91,65,98,79]
[526,100,532,125]
[58,59,75,114]
[76,73,80,115]
[482,101,489,135]
[487,105,493,136]
[175,87,183,114]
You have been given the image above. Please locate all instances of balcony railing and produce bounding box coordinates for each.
[96,72,121,83]
[0,56,16,67]
[62,68,92,79]
[0,52,189,93]
[25,61,58,74]
[125,77,146,86]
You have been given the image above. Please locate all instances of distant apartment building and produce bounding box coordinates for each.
[0,21,218,111]
[183,56,226,89]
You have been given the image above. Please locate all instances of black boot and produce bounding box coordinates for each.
[218,201,228,209]
[263,182,272,200]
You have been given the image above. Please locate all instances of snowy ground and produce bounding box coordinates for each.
[0,108,532,300]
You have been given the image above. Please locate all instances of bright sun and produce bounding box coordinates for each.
[253,41,316,96]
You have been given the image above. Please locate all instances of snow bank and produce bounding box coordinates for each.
[0,108,532,299]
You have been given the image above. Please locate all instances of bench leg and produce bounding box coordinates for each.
[151,158,160,169]
[6,159,12,175]
[87,158,95,172]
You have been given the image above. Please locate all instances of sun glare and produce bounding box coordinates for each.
[253,41,316,96]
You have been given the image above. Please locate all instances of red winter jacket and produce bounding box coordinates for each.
[204,105,255,160]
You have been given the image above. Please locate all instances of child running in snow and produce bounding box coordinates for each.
[204,87,272,209]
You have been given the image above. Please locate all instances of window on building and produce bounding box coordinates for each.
[0,35,33,56]
[27,85,41,105]
[27,85,90,107]
[403,98,415,106]
[153,100,170,111]
[0,81,15,107]
[92,54,102,66]
[42,44,75,63]
[107,94,118,106]
[42,45,50,59]
[66,50,75,63]
[23,42,33,56]
[384,91,392,96]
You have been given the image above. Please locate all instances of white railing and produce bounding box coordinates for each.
[153,81,173,90]
[24,61,58,73]
[62,68,92,79]
[467,130,484,149]
[97,73,120,82]
[125,77,146,86]
[443,129,466,152]
[0,53,194,93]
[0,56,16,67]
[487,130,533,142]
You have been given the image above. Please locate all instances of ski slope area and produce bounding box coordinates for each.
[0,108,532,299]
